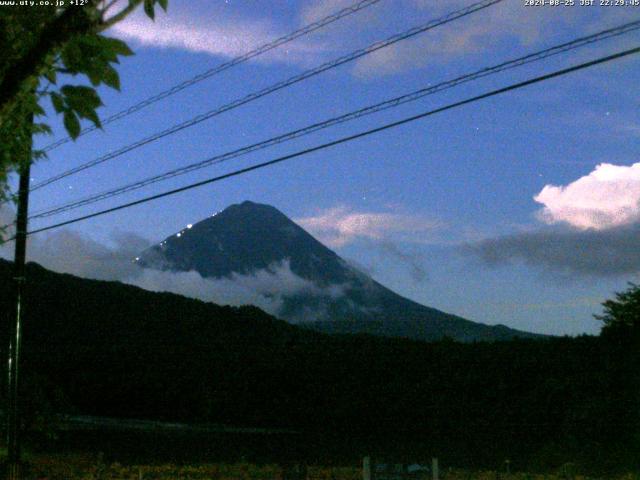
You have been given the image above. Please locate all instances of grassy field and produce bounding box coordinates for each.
[17,454,358,479]
[8,454,639,480]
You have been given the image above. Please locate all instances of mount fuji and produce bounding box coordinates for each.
[136,201,542,342]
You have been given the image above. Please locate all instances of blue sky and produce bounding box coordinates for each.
[7,0,640,335]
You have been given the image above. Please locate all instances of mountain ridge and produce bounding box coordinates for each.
[137,201,544,341]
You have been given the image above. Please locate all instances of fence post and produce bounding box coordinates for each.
[363,456,371,480]
[432,458,439,480]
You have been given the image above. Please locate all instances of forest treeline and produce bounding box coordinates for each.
[0,260,637,473]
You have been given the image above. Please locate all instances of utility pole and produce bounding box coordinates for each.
[6,113,33,480]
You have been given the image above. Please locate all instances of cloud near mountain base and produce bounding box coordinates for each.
[0,221,345,319]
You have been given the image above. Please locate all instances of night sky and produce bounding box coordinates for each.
[8,0,640,335]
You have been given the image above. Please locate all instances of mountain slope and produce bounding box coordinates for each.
[137,201,542,341]
[0,261,633,470]
[0,259,321,424]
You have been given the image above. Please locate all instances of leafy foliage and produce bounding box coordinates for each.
[0,0,168,204]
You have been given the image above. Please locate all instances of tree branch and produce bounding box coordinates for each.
[0,4,99,121]
[102,0,120,13]
[98,0,143,32]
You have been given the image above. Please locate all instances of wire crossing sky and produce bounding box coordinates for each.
[41,0,384,152]
[24,46,640,237]
[26,19,640,222]
[7,0,640,337]
[30,0,503,192]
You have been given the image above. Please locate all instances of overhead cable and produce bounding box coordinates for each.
[41,0,385,152]
[21,45,640,238]
[28,19,640,221]
[30,0,503,192]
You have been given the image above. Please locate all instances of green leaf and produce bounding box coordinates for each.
[144,0,155,19]
[84,109,102,129]
[59,86,103,129]
[77,34,102,50]
[103,37,134,57]
[33,123,53,135]
[101,65,120,90]
[32,149,48,161]
[89,36,118,63]
[85,66,102,87]
[50,92,65,113]
[63,111,81,139]
[60,41,83,73]
[157,0,168,11]
[61,85,102,111]
[32,102,45,116]
[44,68,57,85]
[72,106,102,129]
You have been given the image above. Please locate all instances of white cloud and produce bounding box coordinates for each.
[296,205,442,247]
[105,0,634,80]
[30,230,145,280]
[110,8,324,64]
[351,0,584,78]
[349,0,633,77]
[534,162,640,230]
[129,258,325,316]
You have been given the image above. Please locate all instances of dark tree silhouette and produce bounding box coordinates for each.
[596,282,640,339]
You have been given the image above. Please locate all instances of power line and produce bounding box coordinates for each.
[30,0,503,192]
[27,19,640,221]
[40,0,384,153]
[20,45,639,239]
